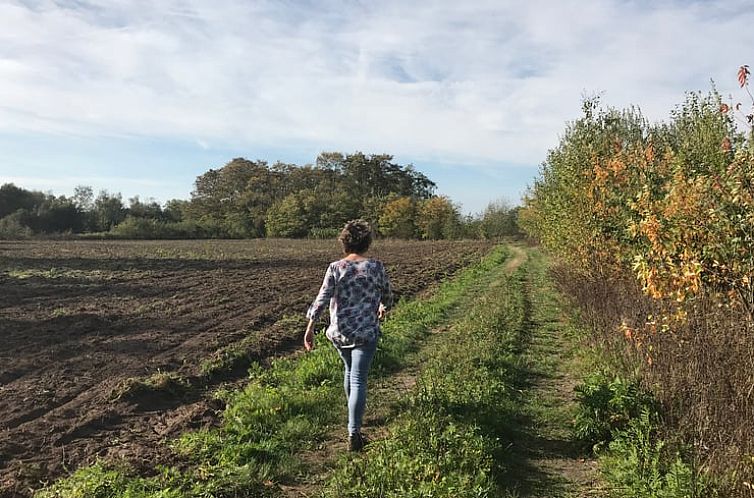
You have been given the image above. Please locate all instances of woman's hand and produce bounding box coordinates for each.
[378,303,388,321]
[304,320,315,351]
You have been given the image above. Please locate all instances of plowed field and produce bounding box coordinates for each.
[0,239,493,497]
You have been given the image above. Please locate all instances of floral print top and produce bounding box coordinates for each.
[306,258,393,348]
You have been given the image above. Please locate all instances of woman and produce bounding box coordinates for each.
[304,219,393,451]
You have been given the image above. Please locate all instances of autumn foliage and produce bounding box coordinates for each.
[521,91,753,318]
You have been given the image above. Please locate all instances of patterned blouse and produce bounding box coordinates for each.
[306,259,394,348]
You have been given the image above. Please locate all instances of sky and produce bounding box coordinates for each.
[2,0,754,214]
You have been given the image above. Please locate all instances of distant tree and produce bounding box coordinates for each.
[0,210,32,239]
[33,195,83,233]
[164,199,189,223]
[128,196,164,220]
[479,199,519,239]
[316,151,345,171]
[0,151,446,239]
[402,165,437,200]
[316,151,436,199]
[189,158,290,237]
[184,153,438,238]
[92,191,126,231]
[72,185,94,211]
[190,158,264,220]
[317,191,357,231]
[417,196,461,240]
[0,183,43,219]
[189,167,223,218]
[379,196,418,238]
[70,186,95,230]
[360,196,386,233]
[458,213,483,239]
[0,185,87,234]
[294,189,351,234]
[265,193,308,237]
[222,210,256,238]
[337,152,436,201]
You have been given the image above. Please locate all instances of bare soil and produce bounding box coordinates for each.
[0,239,493,497]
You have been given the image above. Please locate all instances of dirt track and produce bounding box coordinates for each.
[0,239,493,497]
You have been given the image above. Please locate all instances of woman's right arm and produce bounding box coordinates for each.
[307,264,336,322]
[305,264,336,350]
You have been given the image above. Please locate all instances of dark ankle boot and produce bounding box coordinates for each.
[349,432,364,452]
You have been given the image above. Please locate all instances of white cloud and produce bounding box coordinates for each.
[2,0,754,173]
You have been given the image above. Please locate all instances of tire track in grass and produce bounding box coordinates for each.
[500,249,604,497]
[318,247,530,497]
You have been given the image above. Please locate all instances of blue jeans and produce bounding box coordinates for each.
[335,340,377,435]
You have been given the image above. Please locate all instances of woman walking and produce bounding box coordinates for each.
[304,219,393,451]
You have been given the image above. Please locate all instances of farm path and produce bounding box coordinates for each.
[501,250,605,497]
[278,245,529,498]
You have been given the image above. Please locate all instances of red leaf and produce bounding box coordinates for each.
[722,137,732,152]
[720,103,730,113]
[738,65,750,87]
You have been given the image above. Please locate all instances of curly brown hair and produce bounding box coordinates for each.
[338,219,373,254]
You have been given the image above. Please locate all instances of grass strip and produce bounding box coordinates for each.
[35,246,510,498]
[531,248,723,497]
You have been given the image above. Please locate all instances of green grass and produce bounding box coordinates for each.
[36,246,511,498]
[551,271,722,496]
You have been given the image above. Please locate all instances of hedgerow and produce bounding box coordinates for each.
[522,70,754,495]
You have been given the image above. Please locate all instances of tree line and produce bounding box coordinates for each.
[0,152,519,240]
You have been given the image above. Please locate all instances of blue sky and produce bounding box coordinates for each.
[2,0,754,214]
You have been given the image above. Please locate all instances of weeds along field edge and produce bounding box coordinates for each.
[572,346,724,497]
[34,246,512,498]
